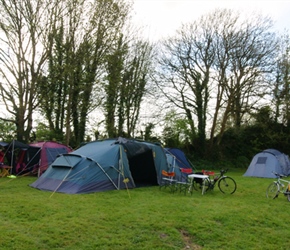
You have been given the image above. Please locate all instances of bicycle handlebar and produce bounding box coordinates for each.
[220,169,228,174]
[272,172,287,178]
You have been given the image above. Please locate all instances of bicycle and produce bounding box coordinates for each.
[193,169,237,194]
[266,172,290,201]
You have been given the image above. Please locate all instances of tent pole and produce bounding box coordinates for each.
[172,155,176,172]
[50,167,72,198]
[10,140,15,174]
[164,148,194,170]
[119,145,131,198]
[15,147,42,176]
[188,159,197,171]
[93,160,119,190]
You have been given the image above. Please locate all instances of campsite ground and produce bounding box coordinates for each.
[0,169,289,249]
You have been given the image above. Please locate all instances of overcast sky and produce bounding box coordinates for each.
[130,0,290,41]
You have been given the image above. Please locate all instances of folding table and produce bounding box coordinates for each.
[188,174,209,195]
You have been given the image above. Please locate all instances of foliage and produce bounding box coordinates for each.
[0,120,16,142]
[33,122,64,143]
[37,0,130,147]
[156,9,277,158]
[0,2,289,165]
[1,172,290,249]
[104,35,154,138]
[162,110,195,148]
[179,105,290,166]
[140,122,157,141]
[0,0,58,142]
[215,121,290,165]
[272,33,290,125]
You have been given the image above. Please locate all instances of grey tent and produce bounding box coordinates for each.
[243,149,290,178]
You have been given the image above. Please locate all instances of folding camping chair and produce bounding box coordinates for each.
[176,168,193,195]
[160,170,177,193]
[0,164,12,177]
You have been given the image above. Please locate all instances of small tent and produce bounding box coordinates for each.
[2,140,35,175]
[164,148,192,170]
[30,138,169,194]
[0,141,9,162]
[164,148,194,178]
[29,141,72,176]
[243,149,290,178]
[3,140,72,176]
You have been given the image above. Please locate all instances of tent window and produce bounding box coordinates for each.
[51,155,82,168]
[45,148,69,166]
[256,157,267,164]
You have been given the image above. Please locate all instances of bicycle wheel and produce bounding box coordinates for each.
[287,193,290,202]
[218,177,237,194]
[266,182,279,199]
[285,188,290,202]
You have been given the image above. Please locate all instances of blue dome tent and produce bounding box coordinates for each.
[243,149,290,178]
[30,138,168,194]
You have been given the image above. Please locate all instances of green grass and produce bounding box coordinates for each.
[0,170,290,250]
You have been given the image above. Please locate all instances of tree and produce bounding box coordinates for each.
[122,40,154,137]
[0,0,61,142]
[37,21,67,142]
[210,10,277,147]
[0,119,16,141]
[162,110,193,148]
[155,13,215,155]
[105,35,127,137]
[104,33,155,138]
[272,33,290,126]
[156,9,277,157]
[38,0,131,147]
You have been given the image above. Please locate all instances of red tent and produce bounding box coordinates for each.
[28,141,72,176]
[9,141,72,176]
[0,150,4,162]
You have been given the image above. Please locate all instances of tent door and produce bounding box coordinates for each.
[128,149,158,187]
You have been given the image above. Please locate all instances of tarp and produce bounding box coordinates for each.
[243,149,290,178]
[30,138,169,194]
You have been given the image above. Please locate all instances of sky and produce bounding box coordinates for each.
[130,0,290,41]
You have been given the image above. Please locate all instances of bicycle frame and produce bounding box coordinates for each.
[266,172,290,201]
[274,177,290,195]
[207,169,227,190]
[203,169,237,194]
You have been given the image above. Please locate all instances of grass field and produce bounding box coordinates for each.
[0,169,290,250]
